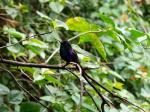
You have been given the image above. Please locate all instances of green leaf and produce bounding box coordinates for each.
[23,39,48,49]
[82,103,96,112]
[49,2,64,13]
[0,84,10,95]
[40,96,55,102]
[36,11,52,20]
[7,43,25,54]
[99,13,115,27]
[80,33,106,60]
[72,44,96,58]
[20,102,42,112]
[66,17,100,32]
[41,68,55,75]
[45,74,63,86]
[108,70,124,81]
[3,26,26,39]
[53,19,68,30]
[129,29,145,38]
[113,82,124,90]
[8,90,23,104]
[33,70,45,82]
[71,93,80,104]
[26,46,41,55]
[106,30,121,43]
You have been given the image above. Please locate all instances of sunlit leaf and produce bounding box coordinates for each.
[113,82,124,90]
[66,17,100,32]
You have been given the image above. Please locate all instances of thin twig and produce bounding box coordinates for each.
[0,30,54,49]
[20,69,33,81]
[83,85,101,112]
[0,67,52,111]
[68,30,103,41]
[45,48,59,63]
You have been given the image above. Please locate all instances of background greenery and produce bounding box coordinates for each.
[0,0,150,112]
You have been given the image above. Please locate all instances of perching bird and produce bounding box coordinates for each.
[59,40,79,65]
[59,40,109,112]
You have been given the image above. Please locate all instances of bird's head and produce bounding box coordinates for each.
[60,40,72,48]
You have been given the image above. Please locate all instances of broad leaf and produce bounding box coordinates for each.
[8,90,23,104]
[0,84,10,95]
[66,17,100,32]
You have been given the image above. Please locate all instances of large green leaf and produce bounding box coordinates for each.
[0,84,10,95]
[66,17,100,32]
[80,33,106,60]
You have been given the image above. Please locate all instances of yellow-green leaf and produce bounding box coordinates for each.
[66,17,100,32]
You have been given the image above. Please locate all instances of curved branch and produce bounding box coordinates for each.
[85,73,146,112]
[65,67,101,112]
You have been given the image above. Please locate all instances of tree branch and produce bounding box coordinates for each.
[0,58,99,70]
[85,73,146,112]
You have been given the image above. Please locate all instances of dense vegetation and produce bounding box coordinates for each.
[0,0,150,112]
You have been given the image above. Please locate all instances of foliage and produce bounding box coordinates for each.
[0,0,150,112]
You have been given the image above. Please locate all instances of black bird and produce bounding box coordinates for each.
[59,40,79,65]
[59,40,111,112]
